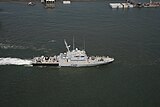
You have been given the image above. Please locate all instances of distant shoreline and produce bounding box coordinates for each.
[0,0,99,2]
[0,0,40,1]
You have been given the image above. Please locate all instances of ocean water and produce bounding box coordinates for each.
[0,1,160,107]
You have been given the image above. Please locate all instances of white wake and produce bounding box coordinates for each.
[0,57,32,66]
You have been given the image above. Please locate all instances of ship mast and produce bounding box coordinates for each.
[64,39,70,52]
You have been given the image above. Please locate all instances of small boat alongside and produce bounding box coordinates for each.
[32,39,114,67]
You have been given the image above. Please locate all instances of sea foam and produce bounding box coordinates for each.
[0,57,32,65]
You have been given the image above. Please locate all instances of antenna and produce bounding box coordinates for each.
[73,36,75,50]
[83,36,86,51]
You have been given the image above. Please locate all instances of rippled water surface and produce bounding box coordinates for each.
[0,1,160,107]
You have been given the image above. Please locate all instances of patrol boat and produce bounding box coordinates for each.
[32,40,114,67]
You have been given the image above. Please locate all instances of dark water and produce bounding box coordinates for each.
[0,1,160,107]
